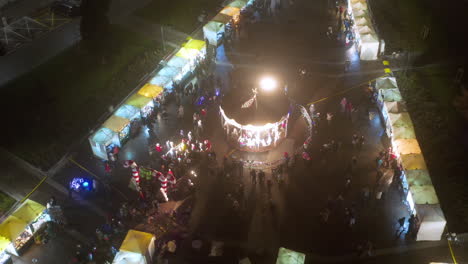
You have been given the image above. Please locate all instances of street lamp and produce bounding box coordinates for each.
[259,76,277,92]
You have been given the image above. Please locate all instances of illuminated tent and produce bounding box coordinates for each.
[203,20,226,45]
[213,13,233,24]
[352,1,367,10]
[89,127,121,160]
[103,115,131,142]
[11,200,45,224]
[391,124,416,140]
[384,101,407,114]
[115,104,141,121]
[358,25,372,34]
[167,55,188,69]
[220,6,241,17]
[276,247,305,264]
[406,169,433,187]
[415,204,446,241]
[394,138,421,155]
[138,83,163,99]
[0,236,10,252]
[157,66,181,79]
[149,74,172,89]
[353,9,366,17]
[376,77,398,90]
[400,153,427,170]
[0,216,28,241]
[113,230,155,264]
[388,112,413,129]
[176,39,206,60]
[125,94,154,117]
[228,0,249,9]
[410,185,439,204]
[355,17,369,26]
[360,33,379,60]
[381,88,403,102]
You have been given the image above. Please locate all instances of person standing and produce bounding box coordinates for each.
[340,97,347,112]
[177,105,184,120]
[357,135,365,151]
[345,101,353,119]
[326,112,333,126]
[309,104,315,117]
[250,169,257,184]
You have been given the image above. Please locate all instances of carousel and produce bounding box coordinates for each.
[220,77,291,152]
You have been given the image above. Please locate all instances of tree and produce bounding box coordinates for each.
[80,0,112,56]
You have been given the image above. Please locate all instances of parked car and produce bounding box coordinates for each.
[51,1,81,17]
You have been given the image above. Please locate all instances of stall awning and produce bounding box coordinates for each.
[184,39,206,51]
[415,204,446,241]
[0,216,28,241]
[376,77,398,89]
[125,94,153,109]
[115,104,141,120]
[406,169,433,187]
[91,127,116,145]
[203,21,225,34]
[0,236,10,252]
[212,13,232,24]
[394,138,421,155]
[358,25,372,34]
[384,101,406,113]
[167,55,189,68]
[138,84,163,99]
[388,112,414,128]
[361,33,378,43]
[391,124,416,139]
[149,74,172,88]
[103,115,131,133]
[176,39,207,60]
[220,6,241,17]
[112,251,145,264]
[228,0,248,9]
[381,88,402,102]
[401,153,428,170]
[410,185,439,204]
[352,1,367,10]
[120,230,154,254]
[353,9,366,17]
[355,17,369,26]
[276,247,305,264]
[12,199,45,224]
[157,66,181,78]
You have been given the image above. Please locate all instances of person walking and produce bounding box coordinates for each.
[326,112,333,126]
[250,169,257,184]
[340,97,347,112]
[357,135,365,151]
[258,170,265,183]
[351,134,358,149]
[177,105,184,120]
[345,101,353,119]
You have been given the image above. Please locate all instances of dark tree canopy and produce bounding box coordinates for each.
[80,0,112,53]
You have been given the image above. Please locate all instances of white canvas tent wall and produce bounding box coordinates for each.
[203,21,225,45]
[360,33,379,60]
[113,251,146,264]
[376,77,398,90]
[380,88,403,102]
[415,204,446,241]
[89,127,121,160]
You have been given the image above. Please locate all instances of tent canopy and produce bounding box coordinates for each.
[91,127,116,145]
[183,39,206,51]
[394,138,421,155]
[355,17,369,26]
[410,185,439,204]
[228,0,248,9]
[276,247,305,264]
[406,169,433,187]
[391,124,416,139]
[415,204,446,241]
[0,216,28,241]
[138,84,163,99]
[220,6,241,17]
[361,33,378,43]
[126,94,153,109]
[352,1,367,10]
[388,112,414,128]
[176,47,201,60]
[212,13,232,24]
[204,21,224,33]
[120,230,154,254]
[167,55,188,68]
[401,153,427,170]
[0,236,10,252]
[384,101,406,113]
[381,88,403,102]
[358,25,372,34]
[12,199,45,224]
[149,74,172,87]
[157,66,180,78]
[115,104,141,120]
[353,9,366,17]
[112,251,145,264]
[376,77,398,89]
[103,115,130,133]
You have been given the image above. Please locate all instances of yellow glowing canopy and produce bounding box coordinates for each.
[401,153,427,170]
[394,138,422,155]
[120,230,154,254]
[126,94,153,109]
[184,39,206,51]
[138,83,163,99]
[213,13,232,24]
[0,216,28,241]
[12,199,45,224]
[220,6,241,17]
[0,236,10,251]
[103,115,130,133]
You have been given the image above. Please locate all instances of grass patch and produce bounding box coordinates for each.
[137,0,224,34]
[0,25,164,169]
[0,191,16,217]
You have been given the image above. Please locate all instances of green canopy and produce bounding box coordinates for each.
[228,0,248,8]
[406,169,433,187]
[376,77,398,89]
[381,88,403,102]
[125,94,153,109]
[276,247,305,264]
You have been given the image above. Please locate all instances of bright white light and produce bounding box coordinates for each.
[259,77,277,92]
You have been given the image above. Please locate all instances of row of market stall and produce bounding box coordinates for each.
[375,76,446,241]
[89,38,207,160]
[0,200,52,264]
[347,0,385,60]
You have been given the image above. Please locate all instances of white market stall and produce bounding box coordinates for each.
[89,127,121,160]
[203,13,232,46]
[115,104,141,121]
[102,115,132,144]
[414,204,446,241]
[113,230,155,264]
[125,94,155,118]
[359,33,380,60]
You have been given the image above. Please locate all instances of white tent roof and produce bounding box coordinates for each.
[355,17,370,26]
[381,88,403,102]
[352,1,367,10]
[353,9,366,17]
[358,25,372,34]
[376,77,398,89]
[361,33,378,43]
[112,251,145,264]
[415,204,446,241]
[384,101,407,113]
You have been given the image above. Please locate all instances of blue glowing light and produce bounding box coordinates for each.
[82,182,89,187]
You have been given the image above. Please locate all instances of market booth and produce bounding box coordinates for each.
[203,13,232,46]
[227,0,249,9]
[137,83,163,100]
[125,94,155,119]
[175,39,207,75]
[89,127,121,160]
[113,230,155,264]
[0,200,50,264]
[276,247,305,264]
[103,115,132,145]
[414,204,446,241]
[115,104,141,121]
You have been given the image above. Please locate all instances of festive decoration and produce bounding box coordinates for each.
[158,170,177,201]
[241,88,258,108]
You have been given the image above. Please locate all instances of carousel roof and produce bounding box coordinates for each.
[221,86,290,126]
